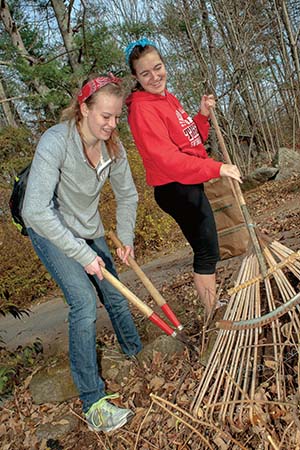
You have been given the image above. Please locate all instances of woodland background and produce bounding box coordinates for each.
[0,0,300,304]
[0,0,299,302]
[1,0,300,168]
[1,0,300,314]
[1,2,300,448]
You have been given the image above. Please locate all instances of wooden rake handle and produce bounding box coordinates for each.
[108,230,166,307]
[209,108,246,208]
[108,230,183,330]
[210,108,268,277]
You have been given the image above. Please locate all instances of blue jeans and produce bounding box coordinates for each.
[27,228,142,412]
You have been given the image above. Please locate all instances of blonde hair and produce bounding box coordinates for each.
[60,77,124,159]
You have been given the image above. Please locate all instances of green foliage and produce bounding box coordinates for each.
[0,339,43,395]
[0,290,30,348]
[0,302,30,320]
[0,366,15,395]
[120,20,156,40]
[75,26,124,75]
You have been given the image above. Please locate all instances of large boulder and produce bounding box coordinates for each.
[275,147,300,180]
[242,166,278,190]
[29,358,78,404]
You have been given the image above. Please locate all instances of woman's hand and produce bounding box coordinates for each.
[84,256,105,280]
[220,164,242,183]
[200,95,216,117]
[116,245,134,266]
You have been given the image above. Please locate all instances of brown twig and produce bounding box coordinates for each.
[278,421,295,449]
[150,393,247,450]
[151,395,214,450]
[122,429,160,449]
[133,401,155,450]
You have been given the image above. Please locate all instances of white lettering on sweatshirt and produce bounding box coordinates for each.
[176,108,202,147]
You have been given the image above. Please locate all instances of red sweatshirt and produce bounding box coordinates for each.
[126,89,222,186]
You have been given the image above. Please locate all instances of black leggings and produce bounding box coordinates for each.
[154,182,220,274]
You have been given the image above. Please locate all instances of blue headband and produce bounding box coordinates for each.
[125,38,157,65]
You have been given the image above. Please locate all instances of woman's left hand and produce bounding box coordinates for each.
[116,245,134,266]
[200,95,216,117]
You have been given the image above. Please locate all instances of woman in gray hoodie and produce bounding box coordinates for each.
[22,73,142,433]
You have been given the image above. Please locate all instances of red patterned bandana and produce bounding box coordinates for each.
[77,73,122,104]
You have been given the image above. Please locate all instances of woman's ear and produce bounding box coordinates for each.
[80,102,89,118]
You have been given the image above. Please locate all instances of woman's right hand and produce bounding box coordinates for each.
[220,164,242,183]
[84,256,105,281]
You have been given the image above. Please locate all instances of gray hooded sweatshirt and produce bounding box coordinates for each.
[22,121,138,267]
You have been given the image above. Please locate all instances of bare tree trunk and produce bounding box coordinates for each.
[273,0,300,132]
[198,0,217,88]
[210,0,277,167]
[0,76,17,127]
[178,0,212,92]
[0,0,52,103]
[275,0,300,85]
[50,0,81,75]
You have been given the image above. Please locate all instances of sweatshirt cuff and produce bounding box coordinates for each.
[76,246,98,267]
[194,112,209,124]
[206,159,223,178]
[117,231,134,249]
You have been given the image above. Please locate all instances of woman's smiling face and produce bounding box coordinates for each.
[133,50,167,96]
[80,92,122,145]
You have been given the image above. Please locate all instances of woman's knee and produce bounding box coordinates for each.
[66,284,97,320]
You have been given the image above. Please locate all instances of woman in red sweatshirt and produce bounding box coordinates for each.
[125,38,242,316]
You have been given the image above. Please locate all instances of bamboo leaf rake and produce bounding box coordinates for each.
[191,109,300,430]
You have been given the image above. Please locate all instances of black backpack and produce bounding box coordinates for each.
[9,163,32,236]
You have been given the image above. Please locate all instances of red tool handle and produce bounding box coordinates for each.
[101,266,176,337]
[108,230,183,330]
[161,304,183,330]
[149,312,176,336]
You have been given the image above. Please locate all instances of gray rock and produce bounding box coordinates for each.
[137,335,185,366]
[243,166,278,190]
[29,335,186,406]
[102,335,186,382]
[29,359,78,404]
[35,413,79,441]
[275,147,300,180]
[101,349,133,384]
[250,166,279,182]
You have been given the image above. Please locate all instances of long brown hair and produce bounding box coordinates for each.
[60,76,124,159]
